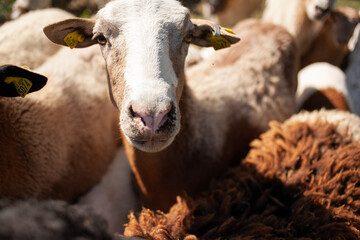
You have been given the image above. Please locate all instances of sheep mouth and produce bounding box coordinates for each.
[314,6,330,19]
[127,136,175,153]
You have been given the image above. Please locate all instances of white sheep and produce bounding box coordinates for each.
[296,62,350,112]
[0,44,119,202]
[0,8,74,69]
[262,0,336,56]
[11,0,52,19]
[201,0,264,27]
[44,0,297,212]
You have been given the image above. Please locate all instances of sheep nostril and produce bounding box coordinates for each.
[130,103,172,131]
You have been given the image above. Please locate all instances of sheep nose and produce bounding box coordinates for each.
[315,5,330,15]
[130,103,172,132]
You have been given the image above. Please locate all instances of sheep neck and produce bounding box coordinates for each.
[122,78,226,211]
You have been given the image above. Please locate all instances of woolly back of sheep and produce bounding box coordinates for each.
[123,110,360,239]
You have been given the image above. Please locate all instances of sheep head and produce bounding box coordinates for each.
[330,6,360,47]
[43,0,240,153]
[305,0,336,20]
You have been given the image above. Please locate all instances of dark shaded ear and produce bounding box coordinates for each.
[0,65,48,98]
[190,19,240,50]
[43,18,96,49]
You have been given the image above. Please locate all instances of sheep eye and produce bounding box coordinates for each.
[184,33,193,43]
[96,34,107,45]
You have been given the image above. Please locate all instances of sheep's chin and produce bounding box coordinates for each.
[126,136,176,153]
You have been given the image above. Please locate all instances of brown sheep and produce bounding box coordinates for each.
[0,45,119,202]
[201,0,264,27]
[301,6,360,70]
[122,109,360,239]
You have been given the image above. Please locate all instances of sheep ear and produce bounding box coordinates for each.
[0,65,48,98]
[190,19,240,50]
[43,18,96,49]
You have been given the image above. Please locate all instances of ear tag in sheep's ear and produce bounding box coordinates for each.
[223,27,236,35]
[207,24,231,50]
[4,76,32,98]
[64,30,85,49]
[3,65,33,98]
[22,65,30,70]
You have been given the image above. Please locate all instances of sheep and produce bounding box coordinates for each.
[10,0,52,19]
[296,62,350,112]
[10,0,110,19]
[300,6,360,70]
[0,44,119,202]
[346,21,360,116]
[0,8,74,69]
[262,0,336,56]
[78,147,140,235]
[123,109,360,239]
[201,0,264,27]
[0,198,112,240]
[44,0,297,211]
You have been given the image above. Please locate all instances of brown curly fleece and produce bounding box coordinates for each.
[123,117,360,239]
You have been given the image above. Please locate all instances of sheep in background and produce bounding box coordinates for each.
[0,8,74,69]
[10,0,52,19]
[10,0,110,19]
[296,62,350,112]
[0,198,112,240]
[262,0,336,56]
[301,6,360,70]
[346,22,360,116]
[201,0,264,27]
[78,147,140,235]
[44,0,297,213]
[0,44,119,202]
[123,109,360,239]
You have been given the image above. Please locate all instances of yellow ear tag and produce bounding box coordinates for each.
[22,65,30,70]
[64,30,85,49]
[223,27,236,35]
[207,33,231,50]
[4,77,32,98]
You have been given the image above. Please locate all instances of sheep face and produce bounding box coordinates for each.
[331,6,360,46]
[305,0,336,20]
[43,0,240,153]
[94,0,191,153]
